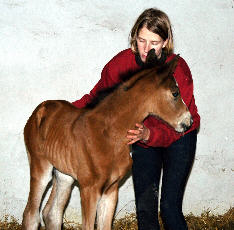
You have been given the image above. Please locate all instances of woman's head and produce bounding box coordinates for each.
[130,8,173,62]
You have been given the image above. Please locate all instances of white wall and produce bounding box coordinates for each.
[0,0,233,223]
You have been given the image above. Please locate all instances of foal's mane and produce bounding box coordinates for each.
[85,67,158,109]
[85,69,142,109]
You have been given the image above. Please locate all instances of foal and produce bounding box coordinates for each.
[22,54,192,230]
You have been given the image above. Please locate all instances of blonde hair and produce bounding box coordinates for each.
[130,8,174,55]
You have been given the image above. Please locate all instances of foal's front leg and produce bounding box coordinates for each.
[80,186,101,230]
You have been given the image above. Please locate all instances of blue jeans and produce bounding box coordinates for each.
[132,129,197,230]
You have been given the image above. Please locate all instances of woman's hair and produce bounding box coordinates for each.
[130,8,174,55]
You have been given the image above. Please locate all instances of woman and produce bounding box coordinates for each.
[73,8,200,230]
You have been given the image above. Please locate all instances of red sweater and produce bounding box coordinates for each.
[72,48,200,148]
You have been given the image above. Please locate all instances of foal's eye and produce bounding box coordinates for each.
[172,91,179,98]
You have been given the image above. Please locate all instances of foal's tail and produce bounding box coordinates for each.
[36,102,47,128]
[23,101,49,164]
[24,100,60,145]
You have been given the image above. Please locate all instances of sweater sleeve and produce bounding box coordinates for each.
[141,57,200,148]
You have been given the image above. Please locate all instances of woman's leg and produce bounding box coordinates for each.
[132,144,163,230]
[160,130,197,230]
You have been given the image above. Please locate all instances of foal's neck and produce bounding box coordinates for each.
[89,84,151,140]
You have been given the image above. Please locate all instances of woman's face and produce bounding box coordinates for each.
[136,26,168,63]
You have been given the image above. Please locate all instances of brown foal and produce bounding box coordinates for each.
[22,54,192,230]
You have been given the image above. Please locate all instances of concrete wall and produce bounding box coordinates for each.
[0,0,233,223]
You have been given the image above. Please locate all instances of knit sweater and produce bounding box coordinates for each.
[72,48,200,148]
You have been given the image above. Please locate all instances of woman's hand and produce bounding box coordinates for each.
[127,123,150,145]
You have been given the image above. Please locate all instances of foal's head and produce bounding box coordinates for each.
[144,52,193,133]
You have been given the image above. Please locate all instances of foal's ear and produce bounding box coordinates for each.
[157,54,180,76]
[145,48,168,68]
[145,49,158,67]
[168,54,180,71]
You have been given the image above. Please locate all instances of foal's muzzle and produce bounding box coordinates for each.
[175,112,193,133]
[181,117,193,132]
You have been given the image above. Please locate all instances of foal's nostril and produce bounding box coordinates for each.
[181,123,189,132]
[181,117,193,132]
[182,123,192,132]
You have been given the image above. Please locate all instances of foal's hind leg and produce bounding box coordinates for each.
[42,169,74,230]
[22,157,53,230]
[96,182,119,230]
